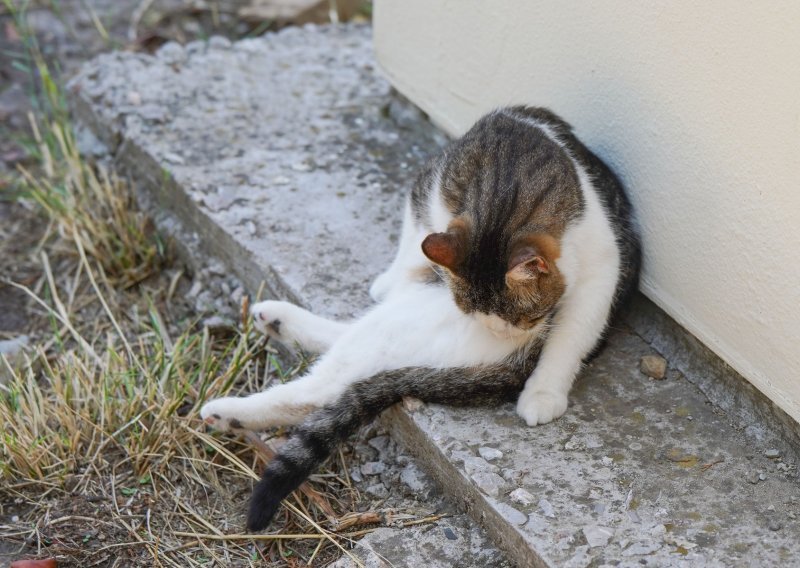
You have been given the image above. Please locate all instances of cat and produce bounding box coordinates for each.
[200,106,641,531]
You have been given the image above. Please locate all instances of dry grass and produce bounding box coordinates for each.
[0,251,388,565]
[6,0,165,288]
[19,117,166,289]
[0,78,367,568]
[0,248,379,566]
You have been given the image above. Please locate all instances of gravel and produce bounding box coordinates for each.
[582,525,614,547]
[360,461,386,476]
[539,498,556,518]
[365,482,389,499]
[470,471,507,498]
[478,447,504,461]
[400,463,433,497]
[509,488,536,507]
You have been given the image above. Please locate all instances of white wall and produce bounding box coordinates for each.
[374,1,800,422]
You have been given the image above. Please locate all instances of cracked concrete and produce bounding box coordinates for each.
[69,23,800,568]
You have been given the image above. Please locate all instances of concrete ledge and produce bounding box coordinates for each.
[625,296,800,464]
[69,24,800,568]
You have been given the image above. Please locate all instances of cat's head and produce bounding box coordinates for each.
[422,218,565,336]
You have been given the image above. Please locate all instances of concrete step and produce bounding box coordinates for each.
[69,24,800,567]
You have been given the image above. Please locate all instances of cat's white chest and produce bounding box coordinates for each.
[343,284,534,370]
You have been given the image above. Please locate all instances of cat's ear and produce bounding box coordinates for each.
[505,248,550,284]
[422,232,463,271]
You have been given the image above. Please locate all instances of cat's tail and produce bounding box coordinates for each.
[246,357,536,531]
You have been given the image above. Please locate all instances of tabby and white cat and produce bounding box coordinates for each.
[201,106,641,531]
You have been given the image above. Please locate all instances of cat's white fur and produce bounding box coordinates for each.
[202,285,538,430]
[201,113,620,430]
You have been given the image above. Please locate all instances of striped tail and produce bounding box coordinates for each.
[246,357,537,531]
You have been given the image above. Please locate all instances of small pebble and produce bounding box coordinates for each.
[157,41,186,65]
[443,527,457,540]
[360,461,386,476]
[745,471,759,484]
[399,463,430,495]
[759,472,767,481]
[0,335,30,357]
[640,355,667,379]
[629,442,643,451]
[496,503,528,526]
[11,515,19,523]
[365,483,389,499]
[163,151,185,165]
[127,90,142,106]
[231,286,245,303]
[788,512,796,520]
[187,281,202,297]
[478,447,504,461]
[583,525,614,547]
[768,519,782,532]
[463,456,497,475]
[509,488,535,506]
[470,471,505,497]
[767,505,775,511]
[208,35,232,49]
[765,449,781,459]
[539,498,556,518]
[368,435,391,456]
[650,524,667,537]
[202,315,233,331]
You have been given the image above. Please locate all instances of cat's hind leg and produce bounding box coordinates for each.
[251,300,349,354]
[201,368,339,431]
[370,200,426,301]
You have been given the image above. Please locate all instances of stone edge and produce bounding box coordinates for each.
[382,407,550,568]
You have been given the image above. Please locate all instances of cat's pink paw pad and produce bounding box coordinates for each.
[516,389,568,426]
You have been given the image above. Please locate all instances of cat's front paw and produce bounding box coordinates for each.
[516,389,568,426]
[200,398,248,432]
